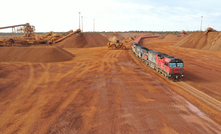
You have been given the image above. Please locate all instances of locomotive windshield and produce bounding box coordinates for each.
[169,63,176,67]
[169,63,183,67]
[177,63,183,67]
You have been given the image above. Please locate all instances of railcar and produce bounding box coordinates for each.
[132,38,184,81]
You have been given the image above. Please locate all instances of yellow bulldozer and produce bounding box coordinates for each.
[107,40,126,50]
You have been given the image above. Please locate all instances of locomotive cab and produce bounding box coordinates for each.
[168,59,184,81]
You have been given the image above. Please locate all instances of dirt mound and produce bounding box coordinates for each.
[174,31,221,52]
[158,35,167,39]
[119,33,155,38]
[57,33,108,48]
[107,32,125,42]
[163,34,182,41]
[0,46,74,62]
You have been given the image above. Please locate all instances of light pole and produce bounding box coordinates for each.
[81,16,83,32]
[79,12,81,29]
[200,16,203,31]
[93,19,95,32]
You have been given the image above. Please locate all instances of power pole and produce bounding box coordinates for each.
[93,19,95,32]
[200,16,203,31]
[81,16,83,32]
[79,12,81,29]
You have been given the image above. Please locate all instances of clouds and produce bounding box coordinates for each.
[0,0,221,32]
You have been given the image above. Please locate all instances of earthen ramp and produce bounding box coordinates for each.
[0,46,74,62]
[57,33,109,48]
[163,34,182,41]
[174,32,221,52]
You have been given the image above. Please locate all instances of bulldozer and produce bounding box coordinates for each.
[205,27,217,35]
[180,30,188,35]
[206,27,217,32]
[107,40,126,50]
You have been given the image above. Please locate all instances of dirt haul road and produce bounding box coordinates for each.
[0,43,221,133]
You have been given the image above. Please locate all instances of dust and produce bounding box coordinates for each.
[109,36,117,42]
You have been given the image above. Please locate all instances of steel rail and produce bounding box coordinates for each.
[176,82,221,110]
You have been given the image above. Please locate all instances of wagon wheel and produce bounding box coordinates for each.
[111,44,116,50]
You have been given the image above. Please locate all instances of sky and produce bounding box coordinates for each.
[0,0,221,32]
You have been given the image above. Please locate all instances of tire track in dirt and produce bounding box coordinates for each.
[0,63,35,129]
[79,49,152,133]
[1,45,221,133]
[92,50,124,133]
[0,62,77,133]
[4,59,96,133]
[31,49,109,133]
[31,60,100,133]
[99,50,123,74]
[116,51,161,133]
[128,47,221,132]
[44,64,105,133]
[45,48,124,133]
[0,63,54,134]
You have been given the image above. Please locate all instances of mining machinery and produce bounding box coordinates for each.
[0,23,36,46]
[107,40,126,50]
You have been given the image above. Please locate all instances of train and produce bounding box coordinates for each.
[132,36,184,81]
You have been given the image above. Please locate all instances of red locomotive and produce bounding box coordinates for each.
[132,37,184,81]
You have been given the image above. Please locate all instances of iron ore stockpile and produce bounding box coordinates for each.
[56,33,108,48]
[0,29,221,134]
[162,34,183,42]
[0,46,74,62]
[174,31,221,52]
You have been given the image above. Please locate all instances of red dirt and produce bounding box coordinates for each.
[119,33,156,38]
[0,35,221,133]
[174,31,221,52]
[140,38,221,102]
[162,34,183,41]
[102,32,158,40]
[0,46,74,62]
[105,32,125,42]
[57,33,108,48]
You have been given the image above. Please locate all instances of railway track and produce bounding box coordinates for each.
[176,82,221,111]
[129,48,221,122]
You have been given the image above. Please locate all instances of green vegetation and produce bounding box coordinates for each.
[0,30,207,36]
[82,30,200,35]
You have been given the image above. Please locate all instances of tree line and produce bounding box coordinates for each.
[0,30,207,36]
